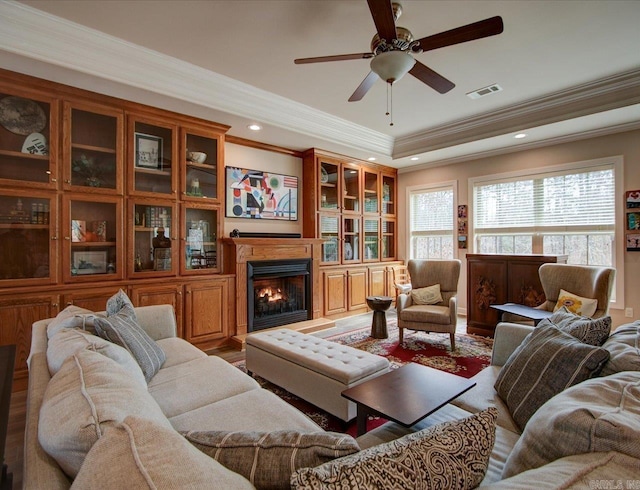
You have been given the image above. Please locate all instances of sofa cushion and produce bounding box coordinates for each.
[502,371,640,478]
[553,288,598,317]
[94,304,165,382]
[46,305,100,339]
[46,328,146,388]
[545,306,611,346]
[410,284,443,305]
[183,430,359,489]
[291,408,497,490]
[155,337,207,368]
[494,323,609,431]
[600,321,640,376]
[38,349,171,478]
[480,451,640,490]
[70,416,254,490]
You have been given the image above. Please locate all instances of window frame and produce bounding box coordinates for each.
[468,156,624,309]
[405,180,458,261]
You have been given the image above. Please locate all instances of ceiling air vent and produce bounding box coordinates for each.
[466,84,503,99]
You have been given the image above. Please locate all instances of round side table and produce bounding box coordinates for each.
[366,296,393,339]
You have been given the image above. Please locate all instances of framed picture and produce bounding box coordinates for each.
[626,234,640,252]
[226,167,298,220]
[627,212,640,230]
[626,190,640,209]
[72,251,107,275]
[134,132,163,170]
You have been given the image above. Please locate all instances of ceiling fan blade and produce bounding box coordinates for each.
[367,0,397,42]
[349,71,380,102]
[416,16,504,52]
[409,61,455,94]
[294,52,374,64]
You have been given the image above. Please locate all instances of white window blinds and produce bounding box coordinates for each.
[474,166,614,233]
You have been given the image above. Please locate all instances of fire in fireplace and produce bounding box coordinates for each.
[247,259,311,332]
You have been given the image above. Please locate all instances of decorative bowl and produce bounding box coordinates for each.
[187,151,207,164]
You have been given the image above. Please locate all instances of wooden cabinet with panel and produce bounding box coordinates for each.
[130,283,184,338]
[0,292,59,391]
[129,199,177,277]
[184,277,233,349]
[322,269,347,316]
[347,267,368,312]
[62,286,125,312]
[466,254,568,337]
[181,126,225,203]
[368,265,388,297]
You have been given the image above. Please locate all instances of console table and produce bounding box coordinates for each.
[466,254,567,337]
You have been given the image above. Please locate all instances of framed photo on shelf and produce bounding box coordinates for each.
[627,212,640,230]
[134,133,163,170]
[225,167,298,221]
[72,251,107,275]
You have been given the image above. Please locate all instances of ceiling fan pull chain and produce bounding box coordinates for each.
[386,83,390,117]
[390,83,394,127]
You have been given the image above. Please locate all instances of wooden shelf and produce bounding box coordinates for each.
[134,167,171,177]
[71,143,116,154]
[0,149,48,160]
[70,241,116,247]
[0,223,48,229]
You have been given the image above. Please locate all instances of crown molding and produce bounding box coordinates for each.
[394,68,640,158]
[398,120,640,174]
[0,0,393,156]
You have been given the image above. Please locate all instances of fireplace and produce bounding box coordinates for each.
[247,259,312,332]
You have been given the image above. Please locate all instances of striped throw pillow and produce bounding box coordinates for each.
[494,324,609,431]
[94,304,165,383]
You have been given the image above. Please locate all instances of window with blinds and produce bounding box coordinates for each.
[409,186,454,259]
[473,163,616,266]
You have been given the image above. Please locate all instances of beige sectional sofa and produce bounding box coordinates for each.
[25,303,640,488]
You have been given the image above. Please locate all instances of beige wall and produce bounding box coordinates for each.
[398,129,640,327]
[223,143,303,237]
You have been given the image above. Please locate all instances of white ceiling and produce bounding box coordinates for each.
[4,0,640,169]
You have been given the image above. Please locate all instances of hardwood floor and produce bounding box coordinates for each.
[6,308,470,489]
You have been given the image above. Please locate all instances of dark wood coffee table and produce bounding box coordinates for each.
[490,302,553,326]
[341,363,476,436]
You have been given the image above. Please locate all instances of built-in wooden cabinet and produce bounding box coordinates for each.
[0,68,231,386]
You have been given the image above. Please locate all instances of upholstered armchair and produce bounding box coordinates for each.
[536,263,616,318]
[396,259,462,350]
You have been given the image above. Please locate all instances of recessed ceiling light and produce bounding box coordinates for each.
[368,157,376,161]
[514,133,527,139]
[410,157,419,161]
[248,124,262,131]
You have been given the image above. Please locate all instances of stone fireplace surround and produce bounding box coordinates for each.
[222,237,324,345]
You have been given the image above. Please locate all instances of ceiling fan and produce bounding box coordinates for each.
[294,0,504,103]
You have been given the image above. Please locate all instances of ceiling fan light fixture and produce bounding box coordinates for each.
[370,51,416,83]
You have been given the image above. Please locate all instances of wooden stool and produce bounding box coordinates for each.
[367,296,393,339]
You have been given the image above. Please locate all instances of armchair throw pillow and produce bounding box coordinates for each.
[553,289,598,317]
[291,408,497,490]
[494,323,609,431]
[410,284,443,305]
[182,430,360,490]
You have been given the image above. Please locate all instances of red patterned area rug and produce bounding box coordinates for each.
[231,321,492,437]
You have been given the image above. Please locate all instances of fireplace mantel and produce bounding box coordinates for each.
[222,238,324,338]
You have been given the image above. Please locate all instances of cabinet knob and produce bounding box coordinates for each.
[51,178,57,183]
[52,303,58,307]
[66,301,73,306]
[65,179,71,184]
[64,236,70,240]
[51,236,58,240]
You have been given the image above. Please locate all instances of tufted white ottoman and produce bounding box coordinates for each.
[245,329,390,422]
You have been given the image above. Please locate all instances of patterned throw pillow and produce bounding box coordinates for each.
[94,295,165,383]
[599,321,640,376]
[410,284,443,305]
[106,288,136,318]
[494,324,610,431]
[553,289,598,317]
[182,430,360,489]
[546,306,611,346]
[291,408,497,490]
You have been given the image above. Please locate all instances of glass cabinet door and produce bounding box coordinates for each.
[129,117,176,197]
[319,159,340,211]
[181,204,220,274]
[319,214,340,264]
[381,173,395,215]
[343,216,360,263]
[342,164,360,213]
[63,195,122,282]
[129,200,176,277]
[0,91,57,189]
[363,169,379,214]
[63,102,122,193]
[0,190,57,285]
[182,127,221,201]
[364,218,380,261]
[381,218,396,260]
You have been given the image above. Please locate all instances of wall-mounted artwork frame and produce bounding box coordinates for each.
[627,233,640,252]
[72,251,107,275]
[626,190,640,208]
[134,132,163,170]
[226,167,298,220]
